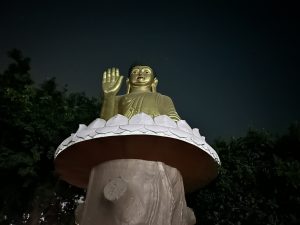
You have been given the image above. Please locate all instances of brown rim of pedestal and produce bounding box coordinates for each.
[54,135,219,193]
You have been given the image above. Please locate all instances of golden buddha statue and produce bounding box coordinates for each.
[100,65,181,121]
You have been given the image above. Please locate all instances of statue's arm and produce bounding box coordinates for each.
[159,95,181,121]
[100,95,120,120]
[99,68,123,120]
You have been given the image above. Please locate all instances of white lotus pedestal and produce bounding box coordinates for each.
[54,113,220,225]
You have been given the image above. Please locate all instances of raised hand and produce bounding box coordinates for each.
[102,67,124,96]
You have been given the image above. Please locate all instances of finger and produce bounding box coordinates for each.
[108,68,113,82]
[103,71,107,83]
[107,73,111,82]
[111,67,116,82]
[116,68,120,78]
[116,75,124,87]
[107,68,111,76]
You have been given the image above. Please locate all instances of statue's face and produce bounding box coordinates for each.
[129,66,154,86]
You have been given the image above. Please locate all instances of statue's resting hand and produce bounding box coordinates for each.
[102,67,124,96]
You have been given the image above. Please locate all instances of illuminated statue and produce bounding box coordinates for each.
[54,64,220,225]
[100,66,180,121]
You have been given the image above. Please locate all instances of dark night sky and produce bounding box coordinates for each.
[1,1,299,141]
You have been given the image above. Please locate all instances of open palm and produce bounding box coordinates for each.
[102,67,124,95]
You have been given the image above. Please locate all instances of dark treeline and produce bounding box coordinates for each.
[0,50,299,225]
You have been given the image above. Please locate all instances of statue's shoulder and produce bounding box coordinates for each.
[155,93,173,103]
[153,92,164,97]
[156,92,171,99]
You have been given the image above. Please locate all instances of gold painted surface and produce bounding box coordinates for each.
[100,66,180,121]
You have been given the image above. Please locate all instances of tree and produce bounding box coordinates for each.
[0,49,99,225]
[187,124,300,225]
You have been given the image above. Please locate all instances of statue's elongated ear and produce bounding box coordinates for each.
[126,78,131,94]
[151,78,158,93]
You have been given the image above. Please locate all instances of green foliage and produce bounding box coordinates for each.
[187,126,300,225]
[0,49,99,224]
[0,49,299,224]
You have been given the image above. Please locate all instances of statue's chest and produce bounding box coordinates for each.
[119,93,159,115]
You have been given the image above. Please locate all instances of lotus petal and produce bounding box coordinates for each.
[55,148,63,157]
[170,128,190,138]
[61,134,73,146]
[76,124,87,133]
[207,145,220,163]
[191,136,201,145]
[96,126,119,134]
[154,115,177,128]
[145,125,169,133]
[87,118,106,129]
[177,120,192,133]
[77,129,92,139]
[201,143,209,151]
[106,114,128,126]
[120,124,144,132]
[87,129,97,138]
[192,128,202,138]
[191,135,206,145]
[139,128,150,133]
[113,128,125,134]
[129,113,154,125]
[72,134,80,142]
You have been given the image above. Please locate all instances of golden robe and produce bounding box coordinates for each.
[116,92,180,121]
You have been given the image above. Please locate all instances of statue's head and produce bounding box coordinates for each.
[126,65,158,93]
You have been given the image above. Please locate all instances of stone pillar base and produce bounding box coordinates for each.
[76,159,195,225]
